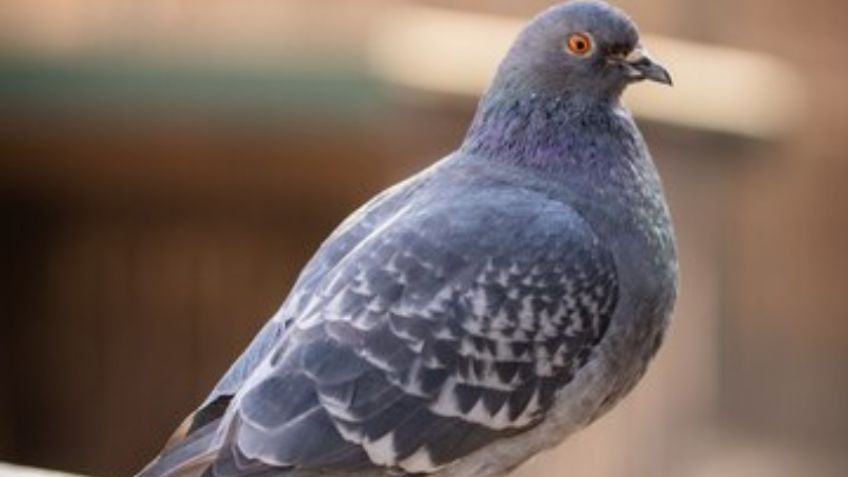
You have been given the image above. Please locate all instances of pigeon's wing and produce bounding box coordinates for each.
[204,187,619,476]
[159,173,435,449]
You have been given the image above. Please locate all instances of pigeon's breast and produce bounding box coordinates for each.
[608,156,678,323]
[580,154,678,412]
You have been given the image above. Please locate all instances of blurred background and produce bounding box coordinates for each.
[0,0,846,476]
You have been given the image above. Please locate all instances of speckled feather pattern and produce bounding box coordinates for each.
[196,171,623,476]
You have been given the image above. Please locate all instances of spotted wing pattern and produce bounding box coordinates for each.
[207,190,618,476]
[202,175,431,404]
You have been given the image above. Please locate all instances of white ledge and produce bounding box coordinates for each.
[368,5,804,140]
[0,463,88,477]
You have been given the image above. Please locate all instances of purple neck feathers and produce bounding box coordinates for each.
[460,88,633,172]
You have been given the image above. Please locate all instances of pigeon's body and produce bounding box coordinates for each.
[139,2,678,476]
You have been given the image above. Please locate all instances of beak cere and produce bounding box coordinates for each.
[623,46,673,86]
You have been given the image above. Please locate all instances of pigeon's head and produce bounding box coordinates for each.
[493,0,671,100]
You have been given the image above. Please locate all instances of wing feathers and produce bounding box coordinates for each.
[146,181,619,477]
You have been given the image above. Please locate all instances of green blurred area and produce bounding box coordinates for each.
[0,56,379,116]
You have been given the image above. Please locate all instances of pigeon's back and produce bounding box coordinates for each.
[209,168,437,402]
[139,155,622,477]
[138,162,440,477]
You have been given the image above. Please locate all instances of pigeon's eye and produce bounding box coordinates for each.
[566,33,593,56]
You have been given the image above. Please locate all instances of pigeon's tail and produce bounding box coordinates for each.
[135,419,220,477]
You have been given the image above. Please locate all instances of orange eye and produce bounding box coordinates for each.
[566,33,592,55]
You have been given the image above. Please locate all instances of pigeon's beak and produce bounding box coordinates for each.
[622,46,673,86]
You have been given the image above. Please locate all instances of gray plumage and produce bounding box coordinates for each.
[138,1,678,476]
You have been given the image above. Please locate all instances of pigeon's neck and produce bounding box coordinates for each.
[460,88,635,172]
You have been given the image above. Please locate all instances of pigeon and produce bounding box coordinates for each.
[138,1,678,476]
